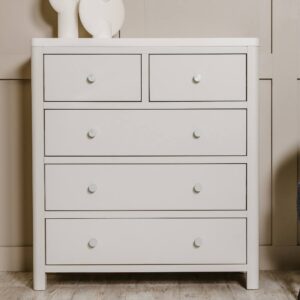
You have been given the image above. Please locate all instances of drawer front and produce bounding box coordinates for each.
[45,164,246,211]
[44,54,141,102]
[46,218,246,265]
[45,110,246,156]
[150,54,246,102]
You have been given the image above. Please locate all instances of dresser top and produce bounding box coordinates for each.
[32,38,259,47]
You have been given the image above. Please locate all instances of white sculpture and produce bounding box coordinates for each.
[79,0,125,38]
[49,0,80,38]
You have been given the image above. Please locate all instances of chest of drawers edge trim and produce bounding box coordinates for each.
[31,38,259,290]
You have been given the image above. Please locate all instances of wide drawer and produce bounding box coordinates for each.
[150,54,246,102]
[45,164,246,211]
[46,218,246,265]
[45,109,247,156]
[44,54,142,102]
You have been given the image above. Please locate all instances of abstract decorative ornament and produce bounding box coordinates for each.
[79,0,125,38]
[49,0,80,38]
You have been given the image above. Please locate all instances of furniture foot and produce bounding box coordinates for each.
[33,271,46,291]
[246,270,259,290]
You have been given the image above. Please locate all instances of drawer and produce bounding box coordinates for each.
[45,109,246,156]
[46,218,246,265]
[150,54,246,102]
[44,54,142,102]
[45,164,246,211]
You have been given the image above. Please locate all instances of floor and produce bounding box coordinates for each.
[0,271,300,300]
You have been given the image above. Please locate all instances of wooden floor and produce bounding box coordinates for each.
[0,271,300,299]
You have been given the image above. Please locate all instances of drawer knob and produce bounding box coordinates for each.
[193,130,201,139]
[88,238,98,249]
[88,184,97,194]
[87,74,96,84]
[193,184,201,194]
[194,237,202,248]
[87,129,97,139]
[193,74,202,84]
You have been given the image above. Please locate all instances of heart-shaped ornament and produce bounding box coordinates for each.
[79,0,125,38]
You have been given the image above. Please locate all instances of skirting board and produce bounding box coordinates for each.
[0,246,299,272]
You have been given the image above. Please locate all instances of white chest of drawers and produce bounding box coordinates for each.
[32,38,259,290]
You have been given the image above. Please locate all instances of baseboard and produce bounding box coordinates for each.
[1,246,300,272]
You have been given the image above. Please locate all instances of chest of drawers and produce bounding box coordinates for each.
[32,38,259,290]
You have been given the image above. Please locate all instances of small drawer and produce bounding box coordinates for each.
[45,164,246,211]
[45,109,246,156]
[46,218,246,265]
[150,54,246,102]
[44,54,142,102]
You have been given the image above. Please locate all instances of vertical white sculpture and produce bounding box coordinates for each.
[49,0,80,38]
[79,0,125,38]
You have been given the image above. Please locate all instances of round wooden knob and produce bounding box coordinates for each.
[194,237,202,248]
[88,238,97,248]
[193,74,202,83]
[193,184,201,194]
[88,184,97,194]
[87,74,96,84]
[87,129,97,139]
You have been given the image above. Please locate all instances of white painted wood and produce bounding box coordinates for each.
[45,164,246,211]
[45,211,248,219]
[45,264,248,272]
[44,156,249,164]
[39,45,249,56]
[45,109,247,156]
[31,47,47,290]
[150,54,246,101]
[44,101,248,109]
[32,38,259,47]
[32,38,258,290]
[7,245,300,272]
[44,54,141,101]
[46,218,246,265]
[245,46,259,289]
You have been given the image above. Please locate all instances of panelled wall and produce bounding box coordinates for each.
[0,0,299,270]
